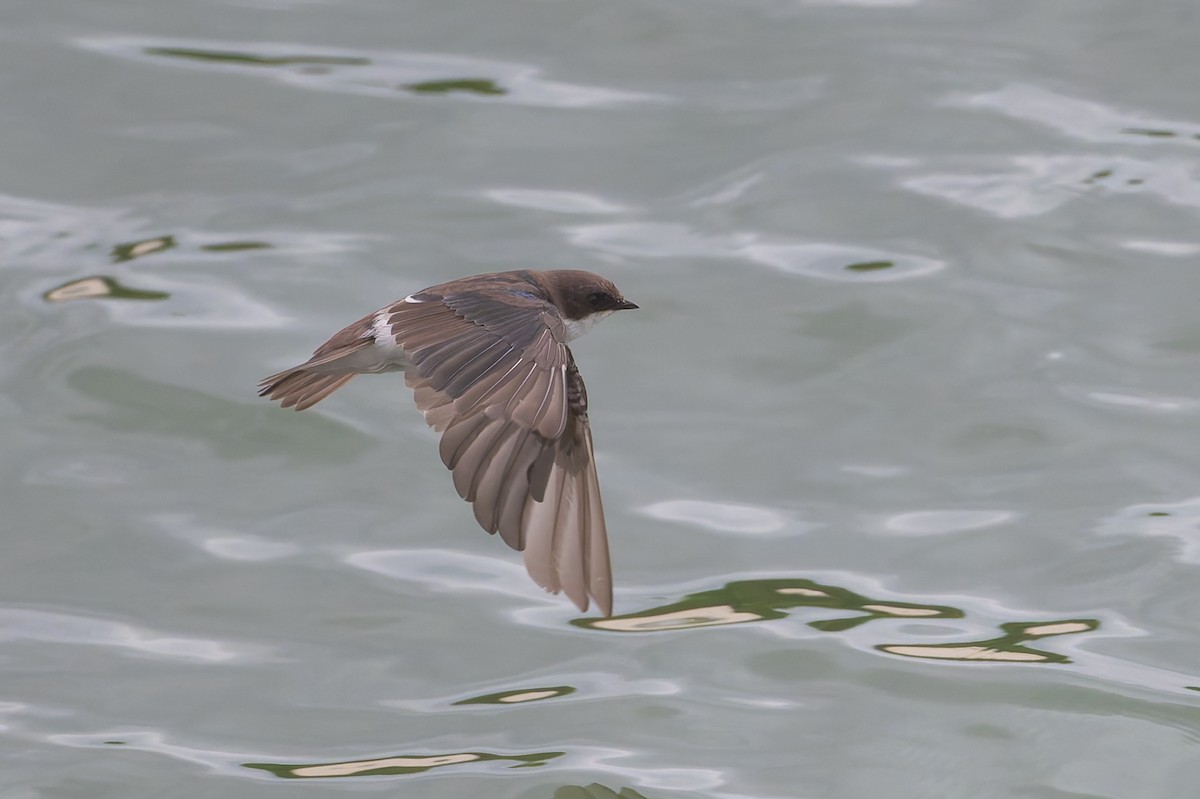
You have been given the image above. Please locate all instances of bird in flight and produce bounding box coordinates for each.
[259,269,637,615]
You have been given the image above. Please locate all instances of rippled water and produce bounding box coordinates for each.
[6,1,1200,797]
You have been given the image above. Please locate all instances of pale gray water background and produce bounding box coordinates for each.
[4,1,1200,797]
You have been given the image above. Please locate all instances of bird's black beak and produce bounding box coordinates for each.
[616,300,639,310]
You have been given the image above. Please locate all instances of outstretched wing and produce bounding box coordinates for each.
[384,285,612,615]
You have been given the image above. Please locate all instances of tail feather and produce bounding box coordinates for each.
[258,369,358,411]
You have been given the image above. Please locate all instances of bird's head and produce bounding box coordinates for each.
[543,270,638,341]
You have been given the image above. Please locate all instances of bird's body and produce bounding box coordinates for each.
[259,269,636,615]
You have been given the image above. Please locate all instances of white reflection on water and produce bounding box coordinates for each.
[560,747,725,792]
[881,84,1200,218]
[566,222,944,282]
[0,193,127,265]
[686,167,764,207]
[1121,239,1200,256]
[482,189,630,215]
[640,499,791,535]
[384,672,679,714]
[946,84,1200,146]
[901,155,1200,218]
[345,548,538,603]
[882,510,1017,536]
[741,240,944,281]
[154,513,301,562]
[0,608,248,662]
[1071,389,1198,414]
[1097,497,1200,564]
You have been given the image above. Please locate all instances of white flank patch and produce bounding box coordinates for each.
[371,310,395,344]
[403,293,427,303]
[371,309,406,366]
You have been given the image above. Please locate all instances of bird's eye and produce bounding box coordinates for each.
[588,292,607,309]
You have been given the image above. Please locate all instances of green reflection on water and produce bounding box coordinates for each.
[201,240,271,253]
[879,618,1099,664]
[1121,127,1179,138]
[403,78,507,96]
[454,685,575,705]
[111,235,176,262]
[144,47,370,67]
[576,577,1097,666]
[576,577,962,633]
[243,749,563,778]
[555,784,651,799]
[44,275,169,302]
[844,260,894,273]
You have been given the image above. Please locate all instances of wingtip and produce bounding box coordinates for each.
[564,590,612,618]
[590,581,613,617]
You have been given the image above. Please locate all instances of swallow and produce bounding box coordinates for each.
[259,269,637,615]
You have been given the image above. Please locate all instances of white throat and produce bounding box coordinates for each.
[563,311,613,342]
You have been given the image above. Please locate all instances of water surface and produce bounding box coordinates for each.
[4,1,1200,797]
